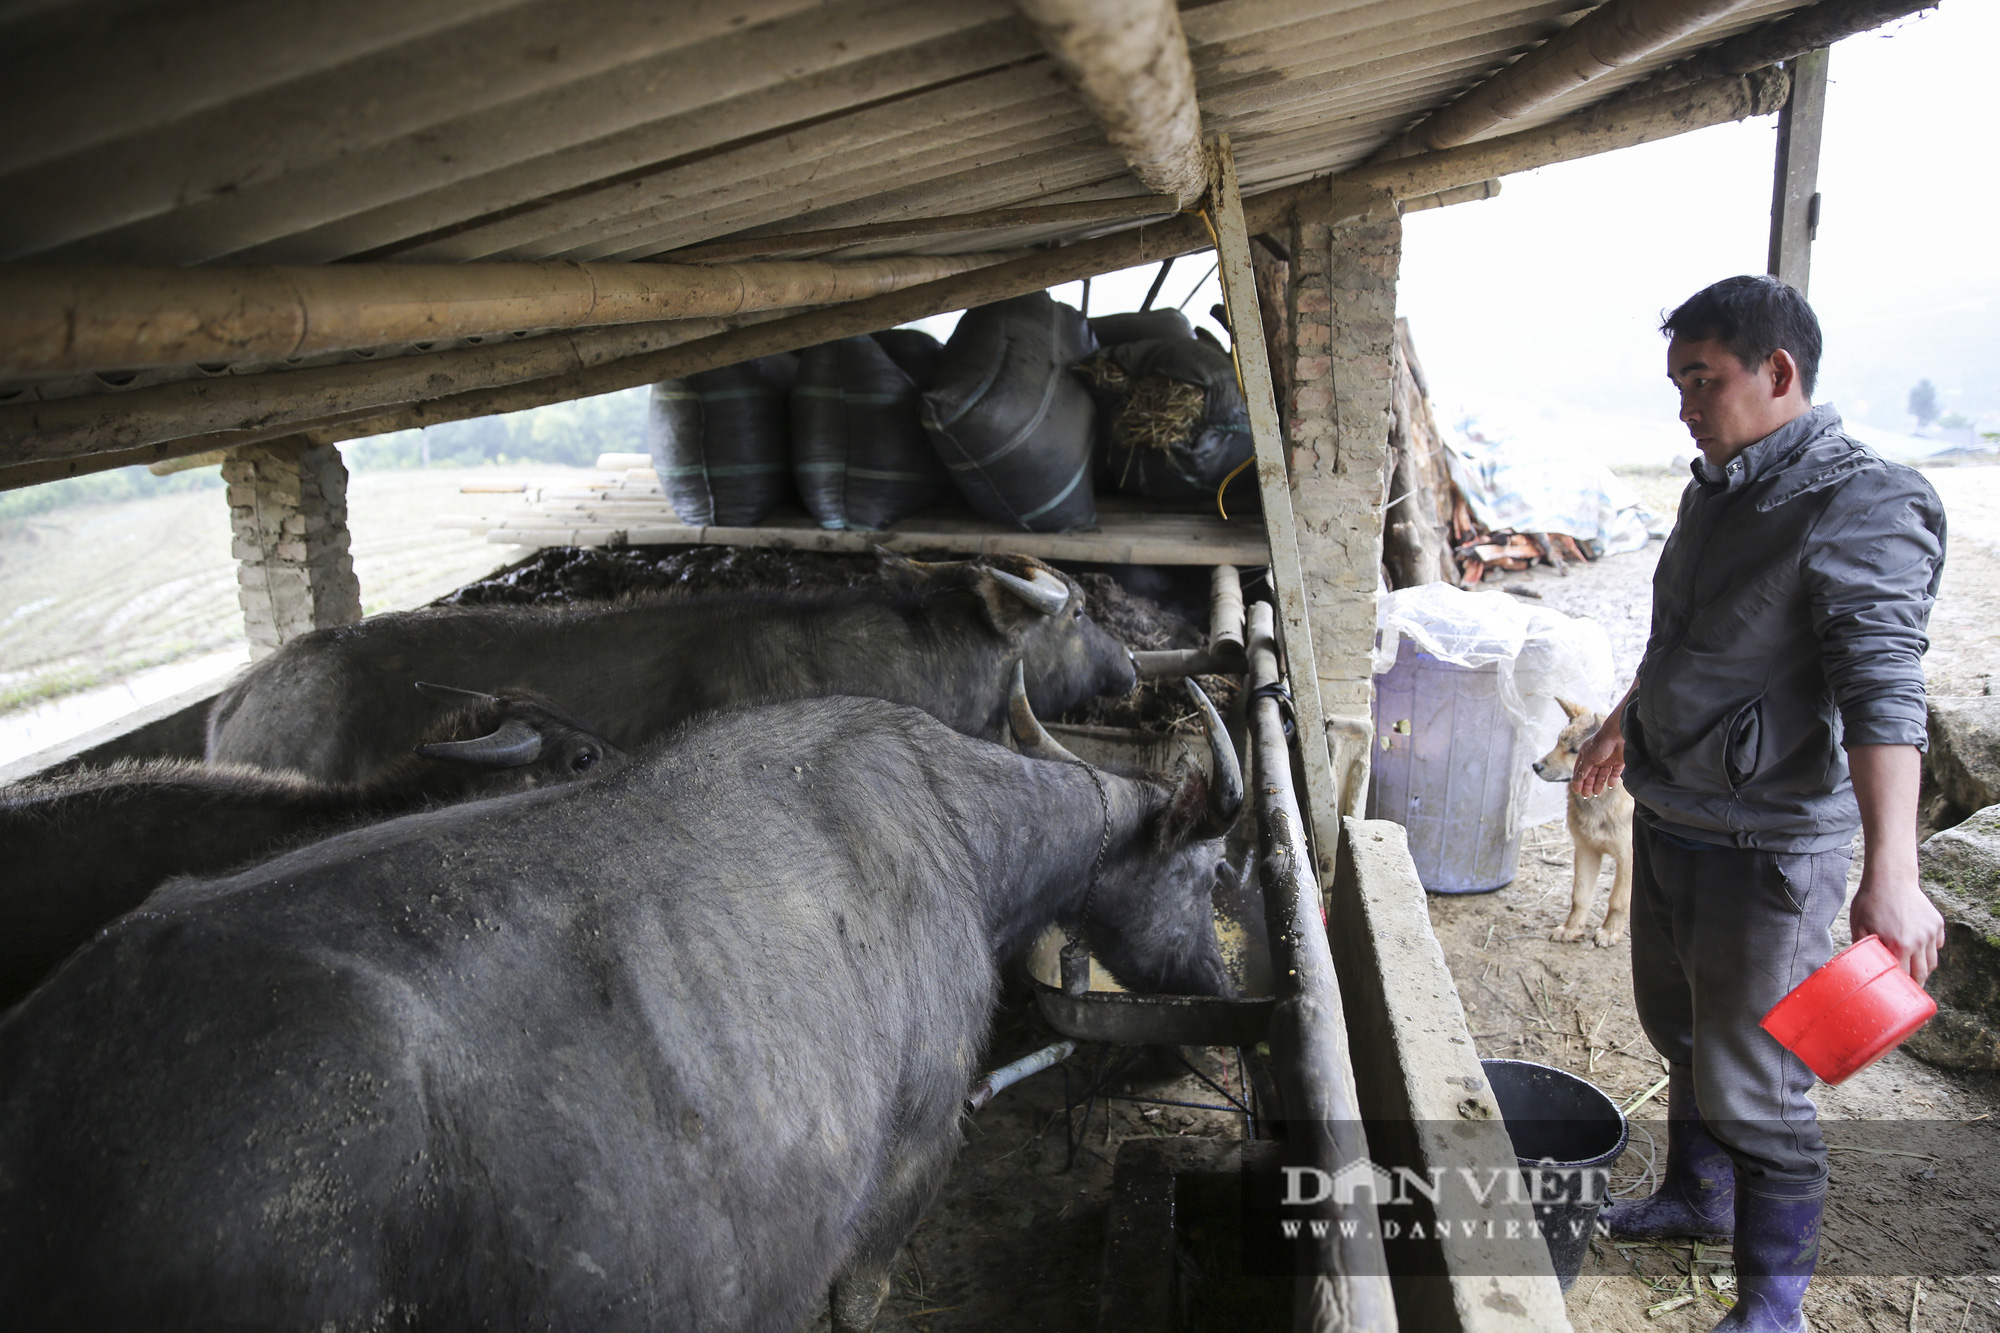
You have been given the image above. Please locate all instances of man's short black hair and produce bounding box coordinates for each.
[1661,275,1822,398]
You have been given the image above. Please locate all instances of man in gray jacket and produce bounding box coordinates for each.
[1573,275,1946,1333]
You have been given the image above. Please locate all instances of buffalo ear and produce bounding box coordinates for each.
[968,563,1072,637]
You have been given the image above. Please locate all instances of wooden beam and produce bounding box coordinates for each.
[1397,178,1502,214]
[2,252,1009,379]
[1603,0,1935,105]
[1210,132,1349,901]
[1013,0,1208,207]
[1766,47,1829,293]
[657,196,1178,263]
[0,203,1262,484]
[1341,69,1790,204]
[1379,0,1761,159]
[0,315,758,470]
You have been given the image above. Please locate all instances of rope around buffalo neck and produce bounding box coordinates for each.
[1064,759,1112,954]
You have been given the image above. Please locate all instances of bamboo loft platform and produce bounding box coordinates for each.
[442,462,1270,566]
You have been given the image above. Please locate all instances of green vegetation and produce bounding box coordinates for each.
[0,387,651,524]
[0,464,223,525]
[341,387,649,471]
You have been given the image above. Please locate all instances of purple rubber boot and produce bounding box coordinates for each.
[1600,1066,1734,1241]
[1710,1189,1821,1332]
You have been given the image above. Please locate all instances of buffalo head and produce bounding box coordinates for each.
[412,683,628,785]
[876,549,1136,716]
[1009,665,1240,997]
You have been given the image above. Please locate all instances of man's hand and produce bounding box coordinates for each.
[1848,744,1945,985]
[1574,681,1637,798]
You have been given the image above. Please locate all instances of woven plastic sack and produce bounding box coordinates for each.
[646,353,798,526]
[1088,308,1194,346]
[791,334,951,531]
[920,292,1098,532]
[1075,337,1253,503]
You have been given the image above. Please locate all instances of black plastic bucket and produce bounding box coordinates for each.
[1481,1058,1629,1291]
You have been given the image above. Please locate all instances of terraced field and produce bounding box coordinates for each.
[0,465,602,762]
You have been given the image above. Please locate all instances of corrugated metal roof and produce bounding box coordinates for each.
[0,0,1807,271]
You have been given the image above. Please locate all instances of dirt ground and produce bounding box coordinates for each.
[1437,463,2000,1333]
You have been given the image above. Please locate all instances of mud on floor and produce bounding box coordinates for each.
[1428,821,2000,1333]
[794,994,1272,1333]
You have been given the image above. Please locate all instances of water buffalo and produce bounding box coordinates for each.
[207,550,1137,784]
[0,684,623,1012]
[0,691,1236,1331]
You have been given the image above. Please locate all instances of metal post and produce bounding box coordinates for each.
[1767,47,1830,293]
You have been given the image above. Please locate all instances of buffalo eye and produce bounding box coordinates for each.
[571,749,597,772]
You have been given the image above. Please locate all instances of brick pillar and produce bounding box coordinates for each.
[225,436,362,658]
[1284,183,1403,817]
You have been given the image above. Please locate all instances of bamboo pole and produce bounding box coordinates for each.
[1377,0,1761,159]
[1600,0,1936,106]
[1,252,1010,379]
[1342,68,1789,205]
[657,195,1178,263]
[1244,599,1399,1332]
[1398,178,1502,214]
[1012,0,1209,208]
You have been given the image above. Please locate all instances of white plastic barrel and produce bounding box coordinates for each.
[1368,637,1522,893]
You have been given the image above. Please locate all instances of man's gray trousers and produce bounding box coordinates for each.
[1629,818,1850,1194]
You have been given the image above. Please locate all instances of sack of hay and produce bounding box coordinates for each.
[920,292,1099,533]
[646,352,798,527]
[791,332,951,532]
[1073,337,1253,504]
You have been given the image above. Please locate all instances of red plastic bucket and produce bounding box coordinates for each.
[1760,935,1937,1085]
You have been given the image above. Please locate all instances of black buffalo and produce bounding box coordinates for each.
[0,684,622,1011]
[207,551,1136,784]
[0,692,1236,1331]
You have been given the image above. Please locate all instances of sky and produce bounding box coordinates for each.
[907,3,1997,469]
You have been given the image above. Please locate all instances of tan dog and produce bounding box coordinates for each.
[1531,699,1635,947]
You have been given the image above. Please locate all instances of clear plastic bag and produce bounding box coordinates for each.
[1374,583,1614,831]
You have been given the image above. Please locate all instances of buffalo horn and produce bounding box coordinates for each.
[1184,678,1245,824]
[414,681,502,707]
[1009,661,1083,763]
[416,719,544,769]
[989,567,1071,617]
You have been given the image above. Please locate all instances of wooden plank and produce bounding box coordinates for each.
[477,507,1273,566]
[1210,132,1347,891]
[1765,45,1828,293]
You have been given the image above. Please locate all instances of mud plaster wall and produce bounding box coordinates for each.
[1285,184,1402,816]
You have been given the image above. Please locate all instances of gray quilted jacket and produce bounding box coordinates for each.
[1624,404,1947,852]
